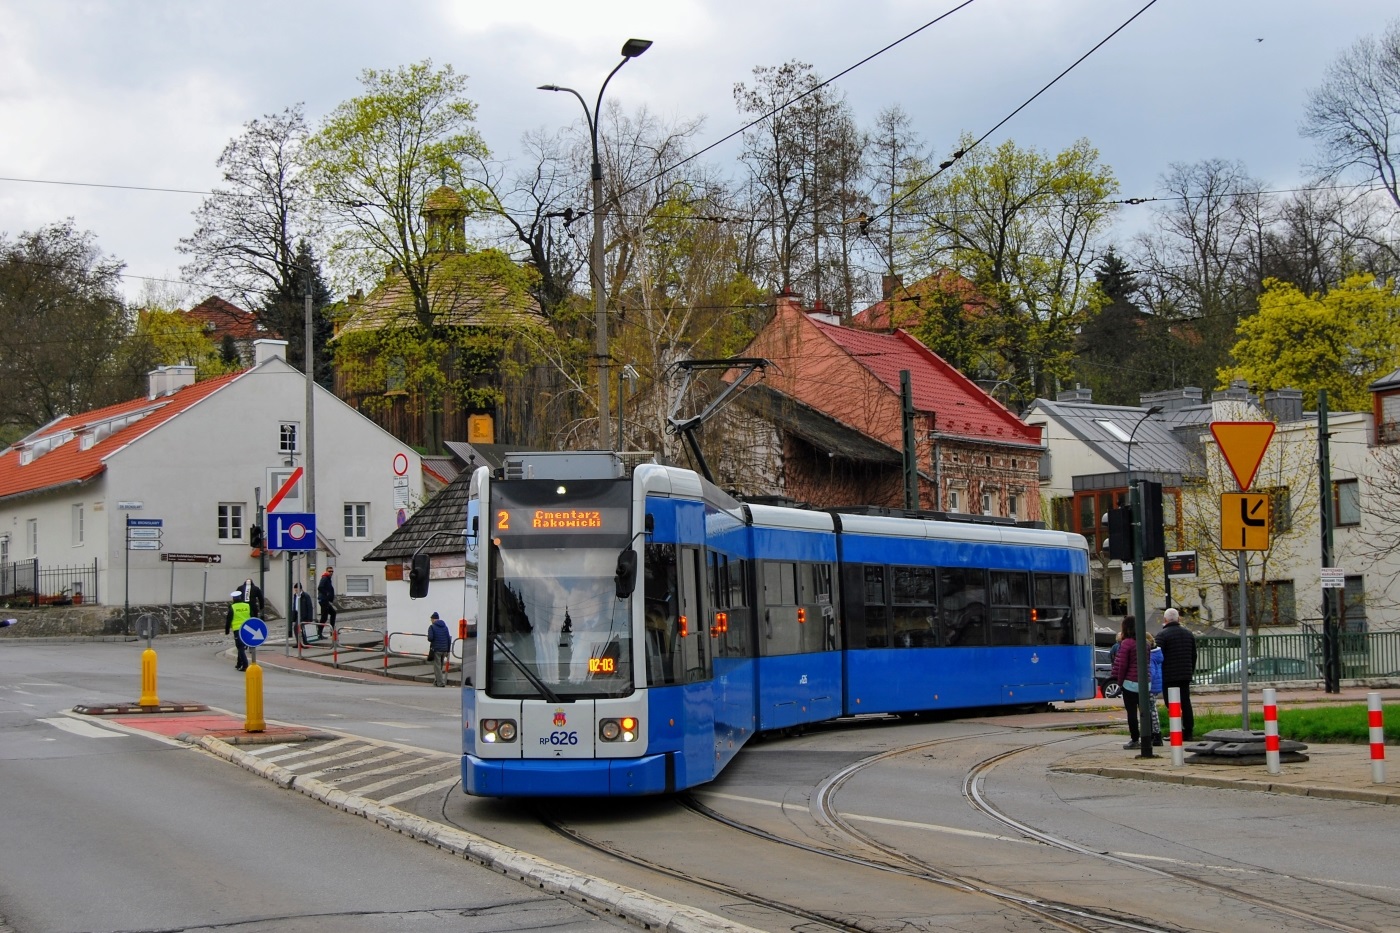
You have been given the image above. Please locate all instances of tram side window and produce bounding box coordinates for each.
[677,546,710,682]
[1033,573,1074,645]
[644,542,683,686]
[989,571,1032,645]
[1073,575,1092,646]
[798,562,838,652]
[707,551,752,656]
[891,566,938,647]
[760,561,800,655]
[940,567,988,646]
[861,564,889,648]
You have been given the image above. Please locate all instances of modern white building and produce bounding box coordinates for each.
[0,340,422,616]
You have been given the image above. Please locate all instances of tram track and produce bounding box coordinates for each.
[965,743,1395,933]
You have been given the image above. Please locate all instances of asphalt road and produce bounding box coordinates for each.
[0,636,624,933]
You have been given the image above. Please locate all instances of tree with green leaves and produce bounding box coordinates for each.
[908,136,1118,403]
[304,60,508,451]
[1222,273,1400,411]
[0,221,130,441]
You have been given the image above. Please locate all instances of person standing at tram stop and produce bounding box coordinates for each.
[225,589,252,672]
[317,567,337,639]
[1109,615,1146,749]
[427,611,452,687]
[1155,607,1198,740]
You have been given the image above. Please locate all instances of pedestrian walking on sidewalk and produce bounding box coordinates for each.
[427,611,452,687]
[1155,607,1198,740]
[1109,616,1144,749]
[226,589,251,671]
[317,567,337,639]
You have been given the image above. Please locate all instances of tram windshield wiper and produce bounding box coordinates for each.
[491,635,562,704]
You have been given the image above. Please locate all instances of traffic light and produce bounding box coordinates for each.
[1140,481,1166,561]
[249,524,264,550]
[409,552,430,599]
[1106,506,1134,562]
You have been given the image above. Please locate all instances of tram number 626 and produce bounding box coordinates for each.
[542,731,579,746]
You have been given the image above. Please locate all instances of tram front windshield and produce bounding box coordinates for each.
[485,479,634,700]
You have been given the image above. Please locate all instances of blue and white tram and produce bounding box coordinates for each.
[457,451,1093,798]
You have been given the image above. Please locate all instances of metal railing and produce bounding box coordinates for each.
[292,623,471,686]
[1,559,99,606]
[1195,632,1400,684]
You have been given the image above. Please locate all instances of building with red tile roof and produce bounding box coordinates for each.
[183,296,273,366]
[0,341,422,613]
[728,294,1044,519]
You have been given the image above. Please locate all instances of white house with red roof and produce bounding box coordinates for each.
[726,294,1044,518]
[0,340,421,615]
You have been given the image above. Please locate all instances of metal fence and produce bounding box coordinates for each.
[1196,632,1400,684]
[1,559,99,606]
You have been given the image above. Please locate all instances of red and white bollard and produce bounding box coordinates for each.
[1167,686,1184,767]
[1263,687,1280,775]
[1369,691,1387,784]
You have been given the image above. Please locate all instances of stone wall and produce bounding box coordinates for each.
[0,594,385,638]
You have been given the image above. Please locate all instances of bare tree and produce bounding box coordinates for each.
[179,106,310,311]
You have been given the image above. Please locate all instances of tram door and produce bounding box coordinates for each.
[676,546,715,784]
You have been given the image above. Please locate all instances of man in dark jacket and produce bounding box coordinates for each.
[291,582,315,646]
[426,612,452,687]
[1155,607,1198,740]
[317,567,337,639]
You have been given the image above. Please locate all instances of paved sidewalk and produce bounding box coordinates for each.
[990,684,1400,805]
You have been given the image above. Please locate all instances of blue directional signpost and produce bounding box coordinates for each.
[238,617,268,649]
[267,512,316,551]
[239,617,268,733]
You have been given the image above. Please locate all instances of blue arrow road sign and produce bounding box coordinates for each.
[267,512,316,551]
[238,617,268,648]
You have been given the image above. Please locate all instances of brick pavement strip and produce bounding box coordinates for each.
[193,735,765,933]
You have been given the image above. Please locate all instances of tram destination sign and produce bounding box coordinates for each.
[493,506,628,535]
[161,553,222,563]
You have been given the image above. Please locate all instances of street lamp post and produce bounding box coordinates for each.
[1126,405,1162,758]
[540,38,652,451]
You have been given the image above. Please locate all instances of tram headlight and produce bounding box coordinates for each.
[599,716,640,742]
[480,718,518,743]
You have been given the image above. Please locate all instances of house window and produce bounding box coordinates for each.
[72,504,84,546]
[1340,576,1367,634]
[218,503,244,543]
[946,489,960,512]
[27,519,37,557]
[345,574,373,596]
[279,422,299,455]
[1007,494,1019,521]
[981,491,993,514]
[1224,579,1296,628]
[1334,479,1360,527]
[344,503,369,540]
[1260,485,1291,533]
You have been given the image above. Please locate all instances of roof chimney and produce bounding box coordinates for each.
[147,364,197,400]
[882,274,904,300]
[1056,384,1093,403]
[1263,388,1304,423]
[253,339,289,367]
[808,299,840,325]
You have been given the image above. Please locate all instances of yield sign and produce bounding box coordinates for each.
[1210,421,1275,490]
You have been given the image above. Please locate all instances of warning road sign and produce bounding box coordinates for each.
[1210,421,1275,490]
[1221,492,1271,551]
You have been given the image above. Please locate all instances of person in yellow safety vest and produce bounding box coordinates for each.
[225,589,252,671]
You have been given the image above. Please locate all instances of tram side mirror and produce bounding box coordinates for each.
[409,552,430,599]
[614,549,638,599]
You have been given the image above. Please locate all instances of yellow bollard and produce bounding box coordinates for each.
[138,648,160,707]
[244,662,265,733]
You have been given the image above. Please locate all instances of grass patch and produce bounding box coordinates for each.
[1165,704,1399,744]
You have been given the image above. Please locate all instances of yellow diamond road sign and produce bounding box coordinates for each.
[1210,421,1276,490]
[1221,492,1271,551]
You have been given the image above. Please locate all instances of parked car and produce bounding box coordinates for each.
[1194,656,1319,685]
[1094,646,1121,698]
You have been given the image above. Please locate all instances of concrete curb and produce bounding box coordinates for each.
[1052,764,1400,805]
[194,735,764,933]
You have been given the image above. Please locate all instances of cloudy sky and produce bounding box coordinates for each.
[0,0,1393,302]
